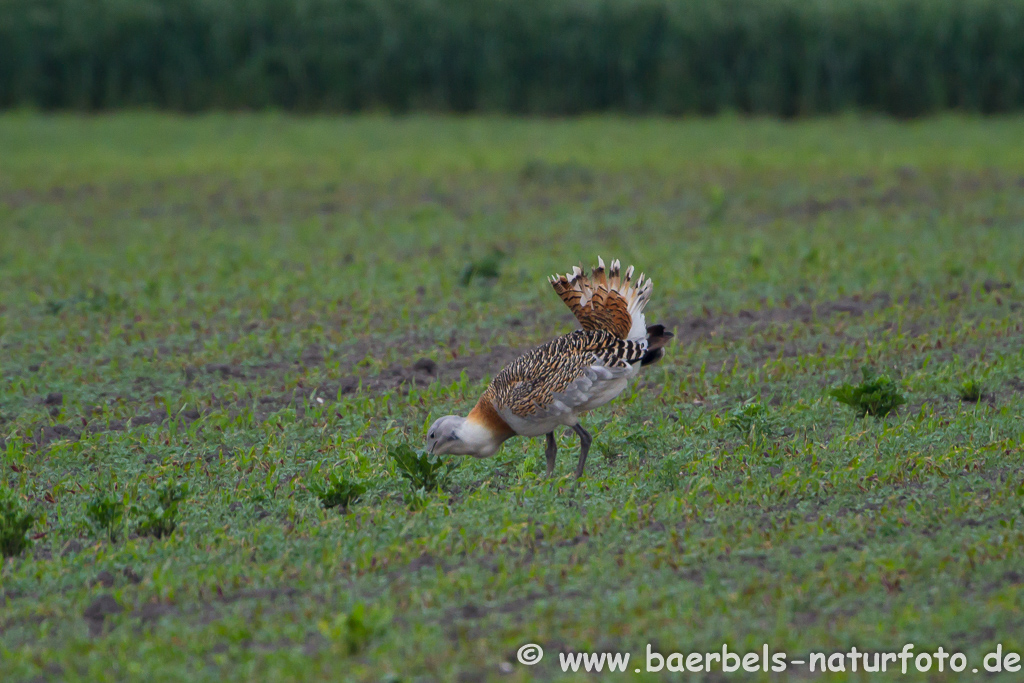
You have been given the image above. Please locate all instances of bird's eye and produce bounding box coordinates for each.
[429,431,435,439]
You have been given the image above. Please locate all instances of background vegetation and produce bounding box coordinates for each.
[2,0,1024,116]
[1,114,1024,680]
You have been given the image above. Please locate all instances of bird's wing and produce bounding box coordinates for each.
[549,256,653,341]
[490,330,646,420]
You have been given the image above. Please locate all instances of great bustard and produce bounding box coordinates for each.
[425,257,672,478]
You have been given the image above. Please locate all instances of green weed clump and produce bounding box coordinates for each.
[958,378,984,402]
[830,367,907,418]
[390,444,455,493]
[459,249,504,286]
[0,488,35,558]
[310,471,366,511]
[727,401,778,442]
[86,493,125,542]
[44,288,128,315]
[403,488,431,512]
[134,480,189,539]
[318,603,390,655]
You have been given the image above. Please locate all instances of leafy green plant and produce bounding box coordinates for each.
[958,378,984,402]
[318,602,390,655]
[458,249,504,286]
[44,287,128,315]
[706,184,728,223]
[390,444,455,492]
[403,487,431,512]
[133,479,189,539]
[515,451,542,479]
[829,366,907,418]
[310,470,366,511]
[86,493,125,542]
[597,440,624,463]
[0,488,35,558]
[727,401,778,442]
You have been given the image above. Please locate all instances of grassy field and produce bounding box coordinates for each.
[2,114,1024,681]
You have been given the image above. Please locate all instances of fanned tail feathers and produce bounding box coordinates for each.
[549,256,653,341]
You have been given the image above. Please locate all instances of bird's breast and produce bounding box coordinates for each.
[467,395,516,439]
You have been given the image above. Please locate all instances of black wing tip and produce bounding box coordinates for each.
[640,348,666,366]
[641,324,673,366]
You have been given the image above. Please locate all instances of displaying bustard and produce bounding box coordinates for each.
[425,257,672,478]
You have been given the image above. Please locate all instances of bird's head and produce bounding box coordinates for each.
[426,415,465,455]
[426,415,503,457]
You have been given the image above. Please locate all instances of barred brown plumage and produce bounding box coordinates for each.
[483,329,645,418]
[426,257,673,478]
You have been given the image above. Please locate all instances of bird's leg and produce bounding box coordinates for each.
[572,424,592,478]
[545,432,557,477]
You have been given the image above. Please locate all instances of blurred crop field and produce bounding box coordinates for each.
[2,113,1024,681]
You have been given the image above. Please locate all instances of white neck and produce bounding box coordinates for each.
[456,419,503,457]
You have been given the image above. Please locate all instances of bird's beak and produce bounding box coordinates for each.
[428,441,436,454]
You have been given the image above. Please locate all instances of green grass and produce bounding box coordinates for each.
[2,113,1024,681]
